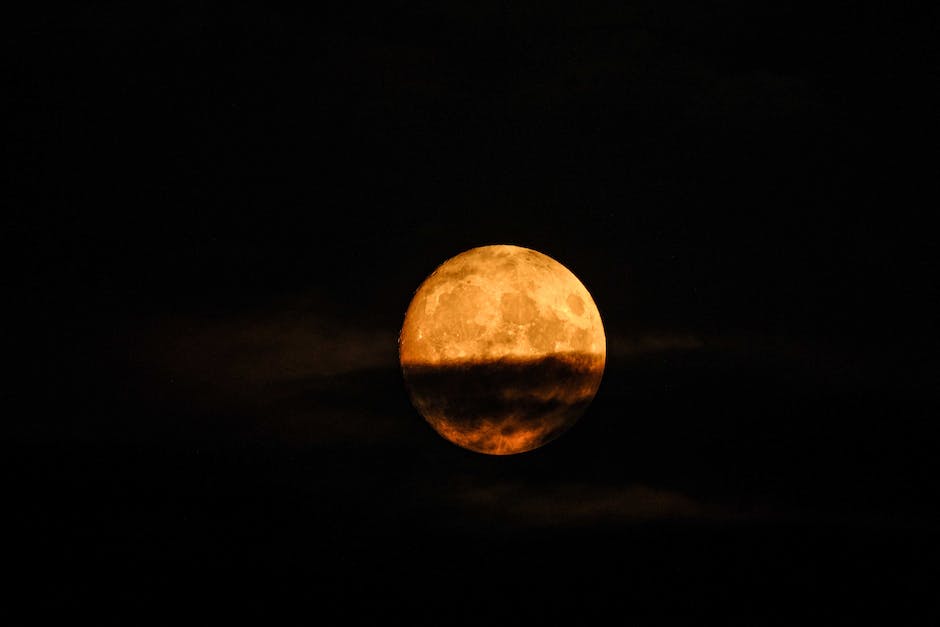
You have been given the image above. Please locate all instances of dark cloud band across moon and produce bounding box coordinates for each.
[402,353,605,455]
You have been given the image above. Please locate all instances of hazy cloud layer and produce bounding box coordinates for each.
[135,308,722,406]
[137,310,396,396]
[140,312,715,392]
[124,303,876,451]
[452,480,757,526]
[608,332,706,357]
[123,308,406,445]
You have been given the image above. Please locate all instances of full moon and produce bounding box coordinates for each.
[399,245,606,455]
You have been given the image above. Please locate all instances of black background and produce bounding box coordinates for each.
[8,2,939,624]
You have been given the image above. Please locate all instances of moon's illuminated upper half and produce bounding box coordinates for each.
[399,245,606,455]
[400,245,605,364]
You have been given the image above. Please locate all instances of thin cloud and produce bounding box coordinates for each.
[608,332,706,357]
[140,309,396,392]
[122,307,407,445]
[453,480,758,527]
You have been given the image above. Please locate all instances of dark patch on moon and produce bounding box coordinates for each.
[401,353,604,454]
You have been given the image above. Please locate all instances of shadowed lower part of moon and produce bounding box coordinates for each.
[402,353,605,455]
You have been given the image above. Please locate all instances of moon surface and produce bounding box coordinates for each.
[399,245,606,455]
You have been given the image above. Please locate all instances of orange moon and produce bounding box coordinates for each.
[399,245,606,455]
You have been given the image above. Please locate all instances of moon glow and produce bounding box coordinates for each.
[399,245,606,455]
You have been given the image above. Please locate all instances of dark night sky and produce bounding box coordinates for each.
[8,2,940,624]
